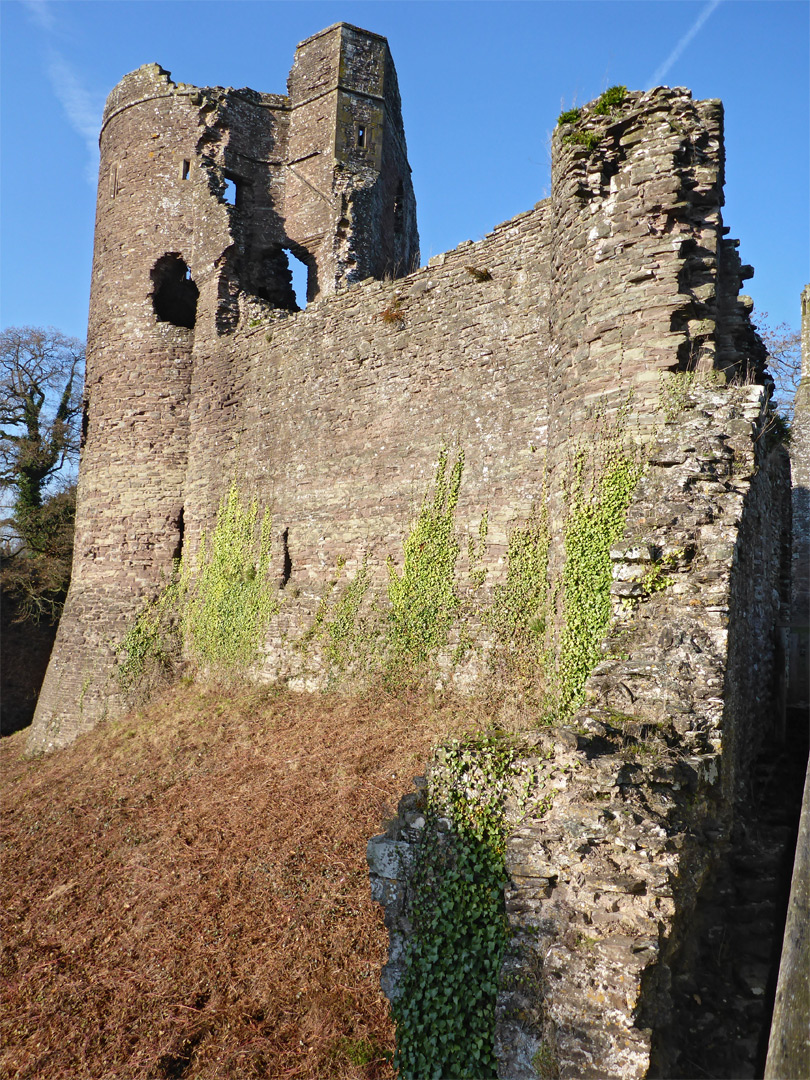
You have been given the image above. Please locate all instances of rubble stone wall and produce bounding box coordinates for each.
[370,380,792,1078]
[545,88,764,591]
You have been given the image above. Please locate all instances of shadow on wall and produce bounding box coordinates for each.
[1,597,58,736]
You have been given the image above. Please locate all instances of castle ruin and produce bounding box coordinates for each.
[27,23,808,1079]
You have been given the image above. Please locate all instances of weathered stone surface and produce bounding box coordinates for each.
[371,374,794,1078]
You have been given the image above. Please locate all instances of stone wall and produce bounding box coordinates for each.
[369,380,792,1078]
[183,205,552,685]
[764,283,810,1078]
[787,284,810,706]
[30,66,773,752]
[545,87,763,591]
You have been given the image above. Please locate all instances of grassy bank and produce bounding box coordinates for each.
[0,684,474,1079]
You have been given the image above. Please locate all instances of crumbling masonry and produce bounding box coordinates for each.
[29,23,807,1080]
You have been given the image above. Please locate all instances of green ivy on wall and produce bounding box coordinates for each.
[557,439,643,716]
[183,484,278,673]
[118,483,278,689]
[117,572,184,694]
[304,555,374,677]
[393,735,518,1079]
[488,507,550,692]
[386,446,464,674]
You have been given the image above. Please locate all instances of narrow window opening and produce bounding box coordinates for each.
[287,250,310,310]
[171,507,185,563]
[109,163,119,199]
[393,180,404,237]
[151,254,199,329]
[223,177,237,205]
[181,159,190,180]
[279,528,292,589]
[356,126,366,148]
[80,398,89,449]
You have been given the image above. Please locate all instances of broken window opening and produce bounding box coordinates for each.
[151,254,199,329]
[356,126,366,148]
[223,177,237,205]
[247,247,314,312]
[181,159,190,180]
[287,249,310,310]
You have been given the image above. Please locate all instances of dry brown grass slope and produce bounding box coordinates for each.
[0,684,474,1079]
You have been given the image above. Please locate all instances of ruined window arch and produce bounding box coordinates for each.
[247,247,297,311]
[246,245,315,311]
[223,173,252,210]
[151,254,199,329]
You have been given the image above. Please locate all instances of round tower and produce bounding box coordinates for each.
[30,28,421,752]
[29,65,229,749]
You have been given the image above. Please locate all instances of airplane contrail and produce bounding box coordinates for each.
[47,50,103,184]
[22,0,104,185]
[647,0,722,88]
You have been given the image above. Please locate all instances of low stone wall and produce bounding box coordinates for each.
[368,723,721,1079]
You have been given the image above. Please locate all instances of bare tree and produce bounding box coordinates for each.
[1,327,84,621]
[757,316,801,421]
[0,326,84,549]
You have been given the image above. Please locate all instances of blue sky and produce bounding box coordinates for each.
[1,0,807,341]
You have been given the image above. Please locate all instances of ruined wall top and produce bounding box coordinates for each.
[96,23,418,310]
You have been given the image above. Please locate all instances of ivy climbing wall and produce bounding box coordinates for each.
[370,379,792,1079]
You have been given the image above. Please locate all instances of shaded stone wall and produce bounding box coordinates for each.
[787,284,810,706]
[764,284,810,1080]
[0,597,57,736]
